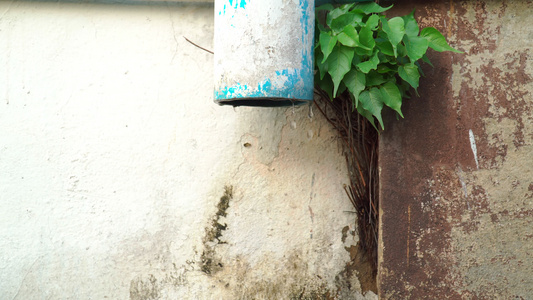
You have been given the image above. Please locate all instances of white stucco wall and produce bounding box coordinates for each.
[0,1,376,299]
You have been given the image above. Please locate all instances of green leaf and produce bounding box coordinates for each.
[357,51,379,73]
[379,81,404,117]
[377,63,396,74]
[316,72,334,100]
[421,27,463,53]
[327,45,355,97]
[397,43,408,58]
[337,26,359,48]
[399,63,420,90]
[381,16,405,57]
[382,16,405,46]
[356,104,377,130]
[343,69,366,106]
[354,46,373,57]
[358,26,375,50]
[359,88,384,129]
[315,48,328,80]
[421,54,434,67]
[376,38,395,56]
[330,12,364,34]
[352,54,362,67]
[353,2,393,14]
[320,32,338,63]
[398,79,412,98]
[402,10,419,37]
[366,71,387,86]
[403,35,429,62]
[326,4,354,27]
[365,14,380,31]
[377,51,391,63]
[415,61,425,77]
[338,81,347,96]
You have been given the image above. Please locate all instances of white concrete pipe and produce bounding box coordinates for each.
[214,0,315,107]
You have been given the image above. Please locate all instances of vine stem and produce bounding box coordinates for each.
[183,36,214,54]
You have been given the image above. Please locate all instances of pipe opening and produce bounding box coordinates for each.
[216,98,311,107]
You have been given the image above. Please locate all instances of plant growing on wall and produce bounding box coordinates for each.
[313,3,462,292]
[314,2,462,130]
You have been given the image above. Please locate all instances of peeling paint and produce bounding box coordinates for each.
[469,129,479,169]
[380,0,533,298]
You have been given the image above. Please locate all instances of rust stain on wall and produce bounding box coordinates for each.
[379,0,533,298]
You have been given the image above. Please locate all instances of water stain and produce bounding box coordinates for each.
[200,185,233,275]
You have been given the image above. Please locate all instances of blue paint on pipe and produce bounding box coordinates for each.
[230,0,246,9]
[219,0,246,15]
[298,0,313,99]
[214,67,314,101]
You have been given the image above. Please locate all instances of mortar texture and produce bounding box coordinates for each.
[379,0,533,298]
[0,1,377,299]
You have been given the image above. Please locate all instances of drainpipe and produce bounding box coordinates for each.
[214,0,315,107]
[213,0,372,107]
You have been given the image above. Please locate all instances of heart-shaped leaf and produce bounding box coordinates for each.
[399,63,420,90]
[357,51,380,73]
[421,27,463,53]
[403,35,429,62]
[379,81,404,117]
[337,26,360,48]
[343,69,366,106]
[320,32,338,63]
[359,88,384,129]
[327,45,355,97]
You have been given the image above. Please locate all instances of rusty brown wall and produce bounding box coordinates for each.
[379,0,533,298]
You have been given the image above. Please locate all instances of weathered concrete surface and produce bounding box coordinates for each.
[0,1,377,299]
[379,0,533,298]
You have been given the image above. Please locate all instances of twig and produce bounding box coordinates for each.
[183,36,214,54]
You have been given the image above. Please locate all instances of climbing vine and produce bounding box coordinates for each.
[314,2,461,130]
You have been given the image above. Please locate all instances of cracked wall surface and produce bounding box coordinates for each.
[0,1,377,299]
[379,0,533,298]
